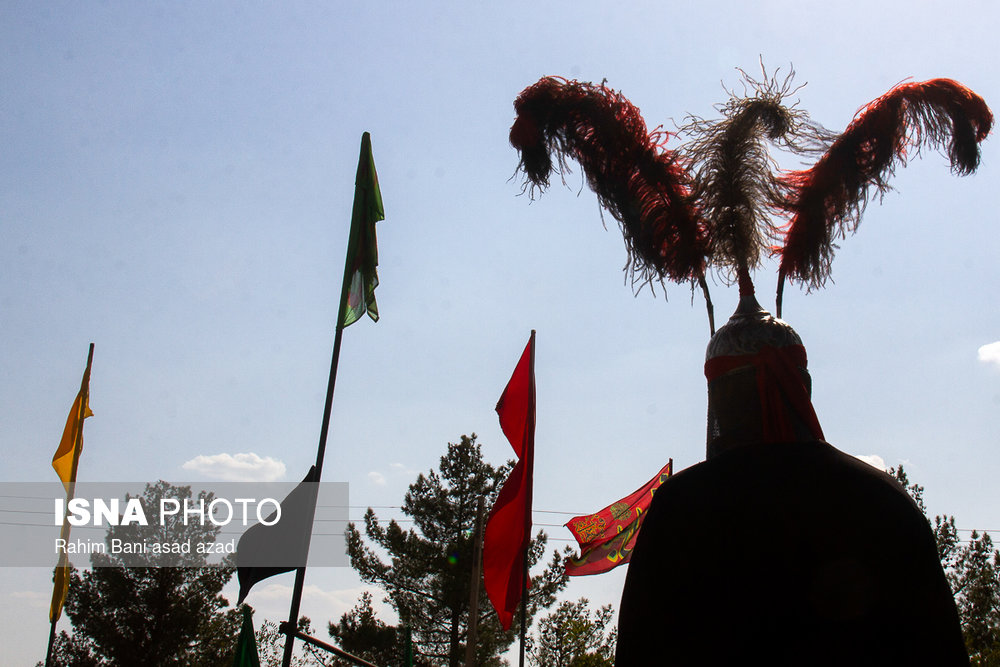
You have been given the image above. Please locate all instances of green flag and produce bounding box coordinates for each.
[232,606,260,667]
[340,132,385,328]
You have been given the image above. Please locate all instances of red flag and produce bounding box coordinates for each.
[483,332,535,631]
[565,459,672,576]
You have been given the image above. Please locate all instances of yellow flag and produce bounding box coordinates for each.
[49,552,70,623]
[51,392,93,490]
[49,344,94,622]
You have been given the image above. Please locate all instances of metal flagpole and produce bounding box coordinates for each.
[280,141,371,666]
[45,343,94,667]
[279,622,380,667]
[280,249,351,667]
[518,553,529,667]
[518,330,536,667]
[44,616,58,667]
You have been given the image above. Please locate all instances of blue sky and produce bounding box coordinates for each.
[2,2,998,664]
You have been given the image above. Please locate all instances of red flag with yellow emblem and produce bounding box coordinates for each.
[565,459,672,576]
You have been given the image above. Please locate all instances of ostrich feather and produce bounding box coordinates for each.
[509,72,990,324]
[777,78,993,293]
[680,68,830,290]
[509,77,708,285]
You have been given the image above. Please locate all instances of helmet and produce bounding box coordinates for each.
[704,294,823,457]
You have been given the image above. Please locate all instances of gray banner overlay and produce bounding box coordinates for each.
[0,481,349,568]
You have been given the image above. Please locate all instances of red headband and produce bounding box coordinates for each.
[705,344,824,443]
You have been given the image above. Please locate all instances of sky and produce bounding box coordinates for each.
[2,1,998,665]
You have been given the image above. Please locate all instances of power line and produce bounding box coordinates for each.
[5,510,1000,535]
[4,501,1000,536]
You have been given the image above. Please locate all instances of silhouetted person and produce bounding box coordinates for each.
[616,298,968,665]
[505,72,990,665]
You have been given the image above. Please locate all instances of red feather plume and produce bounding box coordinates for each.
[777,79,993,294]
[510,77,708,285]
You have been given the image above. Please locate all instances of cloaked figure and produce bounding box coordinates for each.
[508,66,991,664]
[617,294,967,664]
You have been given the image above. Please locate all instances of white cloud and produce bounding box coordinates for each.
[181,452,286,482]
[978,341,1000,368]
[854,454,888,471]
[368,463,418,487]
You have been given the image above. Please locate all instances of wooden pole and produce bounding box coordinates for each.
[464,497,485,667]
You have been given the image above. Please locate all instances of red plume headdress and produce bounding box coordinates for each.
[510,68,992,330]
[775,78,993,314]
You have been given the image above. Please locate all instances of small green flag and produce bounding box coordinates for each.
[340,132,385,328]
[232,606,260,667]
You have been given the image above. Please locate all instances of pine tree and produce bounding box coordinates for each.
[326,592,401,666]
[344,434,569,666]
[892,466,1000,664]
[528,598,616,667]
[44,481,241,666]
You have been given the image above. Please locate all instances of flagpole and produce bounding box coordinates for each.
[44,614,58,667]
[45,342,94,667]
[280,246,350,667]
[518,330,536,667]
[518,553,528,667]
[281,142,372,667]
[464,496,485,667]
